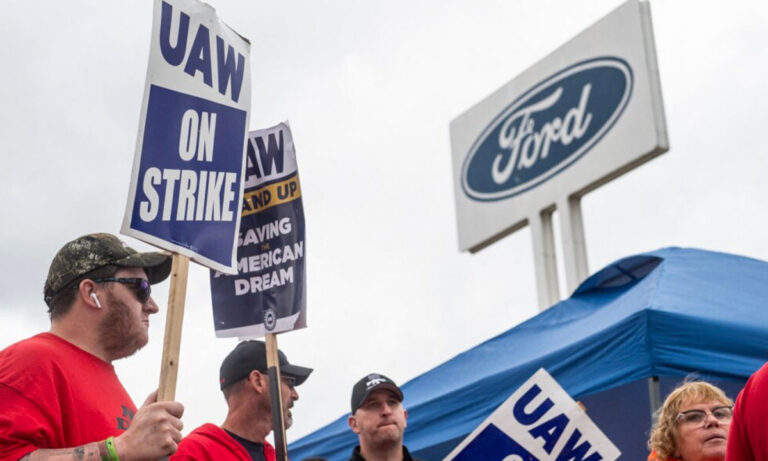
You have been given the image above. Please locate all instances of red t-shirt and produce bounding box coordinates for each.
[172,423,276,461]
[0,333,137,461]
[727,361,768,461]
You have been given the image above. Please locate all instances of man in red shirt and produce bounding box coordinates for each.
[172,340,312,461]
[0,233,185,461]
[727,360,768,461]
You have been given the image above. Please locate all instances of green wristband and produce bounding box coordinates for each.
[105,436,120,461]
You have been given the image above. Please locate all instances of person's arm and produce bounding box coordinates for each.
[18,442,105,460]
[727,372,760,461]
[16,391,184,461]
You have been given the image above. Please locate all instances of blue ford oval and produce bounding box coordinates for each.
[461,57,633,201]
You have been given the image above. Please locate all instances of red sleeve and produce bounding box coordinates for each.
[264,440,276,461]
[727,364,768,461]
[172,434,216,461]
[172,440,204,460]
[727,387,753,461]
[0,383,58,461]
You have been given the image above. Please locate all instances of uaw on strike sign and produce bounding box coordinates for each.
[445,369,619,461]
[210,123,306,338]
[122,0,251,274]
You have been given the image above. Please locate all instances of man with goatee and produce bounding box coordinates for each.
[172,340,312,460]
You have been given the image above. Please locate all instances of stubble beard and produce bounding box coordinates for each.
[284,404,293,429]
[266,397,294,430]
[366,423,403,448]
[98,292,148,360]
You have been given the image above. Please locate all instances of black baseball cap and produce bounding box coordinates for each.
[219,340,313,390]
[350,373,403,413]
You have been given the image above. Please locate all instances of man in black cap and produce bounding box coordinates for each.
[172,340,312,460]
[0,233,184,461]
[347,373,424,461]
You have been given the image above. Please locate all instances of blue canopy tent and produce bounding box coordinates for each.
[290,247,768,460]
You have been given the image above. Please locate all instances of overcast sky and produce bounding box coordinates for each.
[1,0,767,448]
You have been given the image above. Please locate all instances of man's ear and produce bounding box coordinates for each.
[247,370,268,394]
[78,279,100,310]
[403,408,408,428]
[348,414,360,434]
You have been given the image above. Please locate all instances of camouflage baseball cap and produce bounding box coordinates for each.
[44,233,172,300]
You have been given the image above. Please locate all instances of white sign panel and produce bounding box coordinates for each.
[444,369,620,461]
[450,0,667,252]
[122,0,251,273]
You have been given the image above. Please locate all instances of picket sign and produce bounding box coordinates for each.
[444,369,620,461]
[122,0,250,406]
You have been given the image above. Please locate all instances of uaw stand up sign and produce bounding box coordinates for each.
[210,122,307,338]
[450,0,668,310]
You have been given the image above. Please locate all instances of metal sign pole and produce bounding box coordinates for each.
[557,195,589,294]
[530,209,561,310]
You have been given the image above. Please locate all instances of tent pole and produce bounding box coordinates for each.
[648,375,661,423]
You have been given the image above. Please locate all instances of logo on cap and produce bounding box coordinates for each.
[365,374,387,389]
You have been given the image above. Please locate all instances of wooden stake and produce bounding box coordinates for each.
[158,254,190,401]
[266,333,288,461]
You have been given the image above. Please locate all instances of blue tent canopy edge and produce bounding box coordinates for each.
[289,247,768,460]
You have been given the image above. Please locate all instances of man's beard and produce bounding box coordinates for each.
[283,403,293,429]
[98,292,148,360]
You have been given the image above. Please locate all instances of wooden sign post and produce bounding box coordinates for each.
[158,254,190,401]
[266,332,289,461]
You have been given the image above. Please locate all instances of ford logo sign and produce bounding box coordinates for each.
[461,57,633,201]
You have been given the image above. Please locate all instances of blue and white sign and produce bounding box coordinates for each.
[444,369,620,461]
[462,57,633,202]
[122,0,251,273]
[450,0,667,252]
[209,122,306,338]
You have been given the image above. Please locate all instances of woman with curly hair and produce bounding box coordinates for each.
[647,381,733,461]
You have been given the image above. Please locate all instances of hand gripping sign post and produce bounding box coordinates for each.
[121,0,251,401]
[210,122,307,460]
[444,369,620,461]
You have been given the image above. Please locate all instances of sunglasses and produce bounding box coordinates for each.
[281,375,297,389]
[92,277,152,304]
[676,405,733,426]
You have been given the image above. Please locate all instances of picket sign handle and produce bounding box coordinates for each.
[158,254,190,401]
[266,333,288,461]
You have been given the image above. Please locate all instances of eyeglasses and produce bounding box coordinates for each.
[281,375,297,389]
[676,406,733,426]
[92,277,152,303]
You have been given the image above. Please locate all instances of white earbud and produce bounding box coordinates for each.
[90,293,102,308]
